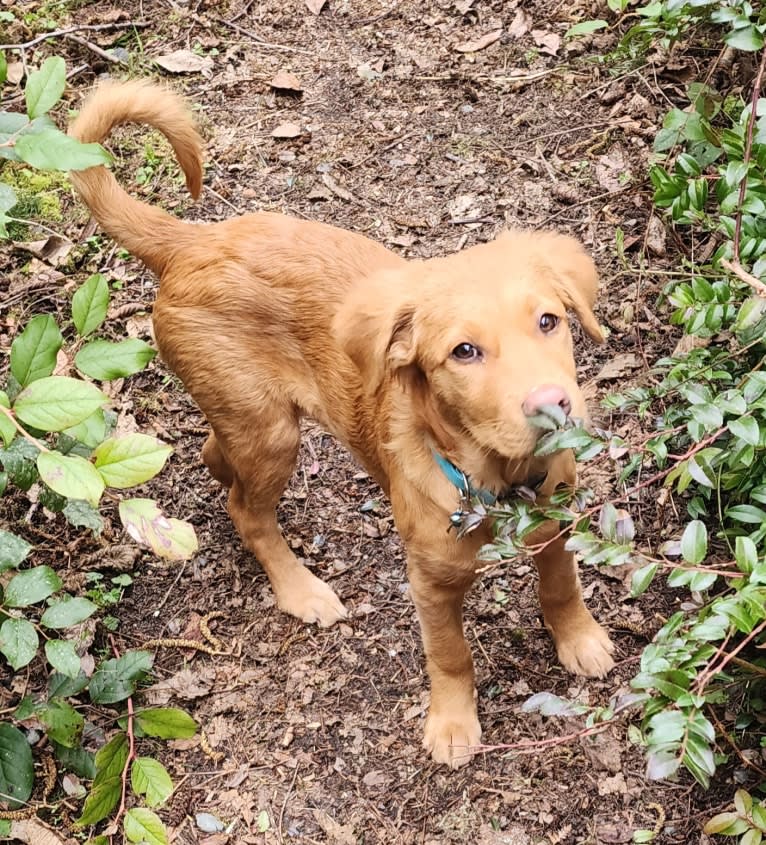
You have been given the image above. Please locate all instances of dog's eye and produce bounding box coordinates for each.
[451,342,482,362]
[539,313,559,333]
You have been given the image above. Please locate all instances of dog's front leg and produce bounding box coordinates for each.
[532,451,615,677]
[407,557,481,769]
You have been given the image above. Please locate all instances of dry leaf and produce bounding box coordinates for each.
[11,819,72,845]
[305,0,327,13]
[154,49,214,74]
[594,353,640,382]
[531,29,561,56]
[509,9,532,38]
[321,172,362,204]
[312,810,356,845]
[271,121,302,138]
[455,28,503,53]
[454,0,474,13]
[646,215,667,256]
[6,61,24,85]
[270,71,302,92]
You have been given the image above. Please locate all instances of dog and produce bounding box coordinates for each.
[69,80,614,768]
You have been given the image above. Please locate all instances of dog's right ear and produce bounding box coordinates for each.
[334,275,418,392]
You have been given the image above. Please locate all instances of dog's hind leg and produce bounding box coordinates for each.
[219,410,348,628]
[202,432,234,488]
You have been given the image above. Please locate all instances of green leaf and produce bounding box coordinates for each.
[0,530,31,572]
[0,51,6,85]
[0,617,39,670]
[0,393,15,447]
[76,732,128,826]
[680,520,707,565]
[648,710,685,744]
[38,698,84,748]
[63,408,108,449]
[5,565,62,608]
[565,19,607,37]
[725,25,765,52]
[41,596,98,629]
[88,650,153,704]
[119,498,198,560]
[63,499,104,535]
[704,812,750,835]
[124,807,168,845]
[729,415,760,446]
[0,723,34,808]
[25,56,66,119]
[15,127,111,171]
[257,810,270,833]
[727,504,766,524]
[10,314,63,387]
[131,757,173,807]
[94,434,172,489]
[37,451,105,506]
[44,639,82,678]
[13,376,107,432]
[135,707,197,739]
[75,338,156,381]
[49,670,90,698]
[741,829,763,845]
[734,789,753,816]
[631,562,658,597]
[52,740,96,779]
[72,274,110,337]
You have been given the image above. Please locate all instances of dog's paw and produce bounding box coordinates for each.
[423,710,482,769]
[554,619,615,678]
[276,571,348,628]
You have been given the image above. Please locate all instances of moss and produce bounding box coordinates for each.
[3,166,67,235]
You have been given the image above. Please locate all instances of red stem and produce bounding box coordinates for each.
[108,634,136,838]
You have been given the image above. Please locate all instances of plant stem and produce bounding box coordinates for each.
[0,405,50,453]
[109,635,136,837]
[733,46,766,265]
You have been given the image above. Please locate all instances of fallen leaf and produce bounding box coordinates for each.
[196,813,225,833]
[595,149,629,193]
[646,214,667,256]
[6,61,24,85]
[362,770,390,787]
[531,29,561,55]
[456,28,503,53]
[312,810,356,845]
[11,819,71,845]
[271,121,302,139]
[454,0,474,13]
[357,62,382,81]
[598,772,628,796]
[270,71,302,92]
[509,9,532,38]
[154,49,214,74]
[594,353,640,382]
[305,0,327,13]
[321,172,362,204]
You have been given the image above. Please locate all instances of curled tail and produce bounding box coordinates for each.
[68,80,204,276]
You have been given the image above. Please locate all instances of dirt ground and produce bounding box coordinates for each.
[0,0,747,842]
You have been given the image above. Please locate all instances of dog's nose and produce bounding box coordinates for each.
[522,384,572,417]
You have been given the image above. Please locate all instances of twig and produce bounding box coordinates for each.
[108,635,136,838]
[63,32,126,65]
[694,618,766,694]
[3,21,149,51]
[474,720,612,756]
[210,16,309,53]
[277,762,300,845]
[733,47,766,264]
[720,257,766,298]
[707,705,766,778]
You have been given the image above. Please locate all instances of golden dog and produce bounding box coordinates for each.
[69,80,614,768]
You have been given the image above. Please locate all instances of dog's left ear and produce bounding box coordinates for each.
[542,234,604,343]
[334,270,418,391]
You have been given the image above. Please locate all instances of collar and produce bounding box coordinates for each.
[431,450,497,506]
[432,449,549,538]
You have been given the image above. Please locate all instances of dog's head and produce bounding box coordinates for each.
[336,230,602,477]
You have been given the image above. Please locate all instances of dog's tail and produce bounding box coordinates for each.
[68,80,204,277]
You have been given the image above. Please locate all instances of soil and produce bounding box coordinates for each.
[0,0,749,843]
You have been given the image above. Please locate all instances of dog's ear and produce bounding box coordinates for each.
[335,276,418,391]
[541,234,604,343]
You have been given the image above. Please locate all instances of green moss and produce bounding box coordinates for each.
[3,166,67,235]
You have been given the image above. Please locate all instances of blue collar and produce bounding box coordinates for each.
[431,450,498,506]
